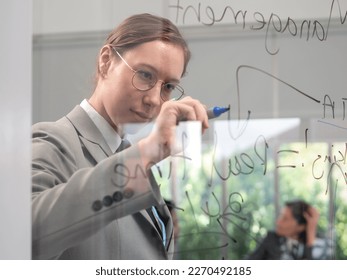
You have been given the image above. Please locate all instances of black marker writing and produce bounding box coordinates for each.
[169,0,347,55]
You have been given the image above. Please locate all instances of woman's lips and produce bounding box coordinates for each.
[132,110,152,121]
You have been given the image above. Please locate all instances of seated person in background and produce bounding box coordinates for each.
[246,199,319,260]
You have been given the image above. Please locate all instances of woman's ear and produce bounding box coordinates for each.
[98,45,112,78]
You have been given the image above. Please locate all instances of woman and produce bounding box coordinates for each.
[32,13,208,259]
[247,200,319,259]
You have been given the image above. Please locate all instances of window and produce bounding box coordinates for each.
[155,119,346,259]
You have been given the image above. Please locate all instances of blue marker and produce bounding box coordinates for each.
[207,106,230,119]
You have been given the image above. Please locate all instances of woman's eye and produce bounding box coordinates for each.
[137,70,154,82]
[163,83,176,92]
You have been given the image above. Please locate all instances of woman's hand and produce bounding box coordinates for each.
[138,96,209,168]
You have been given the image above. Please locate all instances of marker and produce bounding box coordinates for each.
[207,106,230,119]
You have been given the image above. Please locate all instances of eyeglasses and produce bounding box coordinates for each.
[112,47,185,101]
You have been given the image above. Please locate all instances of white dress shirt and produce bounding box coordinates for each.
[80,99,128,153]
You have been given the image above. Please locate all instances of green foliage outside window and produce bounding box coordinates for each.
[155,141,346,259]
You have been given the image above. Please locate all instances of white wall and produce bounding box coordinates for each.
[33,0,170,34]
[0,0,32,259]
[33,0,347,34]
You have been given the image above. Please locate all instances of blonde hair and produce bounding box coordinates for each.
[96,13,191,81]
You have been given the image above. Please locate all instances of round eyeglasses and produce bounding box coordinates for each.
[112,47,185,101]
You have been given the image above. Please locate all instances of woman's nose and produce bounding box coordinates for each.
[142,84,162,107]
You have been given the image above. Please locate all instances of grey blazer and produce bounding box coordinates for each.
[32,105,174,260]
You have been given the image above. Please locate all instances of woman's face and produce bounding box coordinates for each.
[275,206,305,239]
[94,40,185,131]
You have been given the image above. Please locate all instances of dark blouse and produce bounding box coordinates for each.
[246,231,313,260]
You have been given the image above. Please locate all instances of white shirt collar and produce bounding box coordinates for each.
[80,99,125,153]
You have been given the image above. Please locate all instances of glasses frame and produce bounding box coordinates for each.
[111,46,185,101]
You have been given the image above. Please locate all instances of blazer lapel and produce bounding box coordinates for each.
[65,105,113,161]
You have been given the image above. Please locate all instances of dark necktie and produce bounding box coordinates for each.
[115,138,167,247]
[115,138,131,153]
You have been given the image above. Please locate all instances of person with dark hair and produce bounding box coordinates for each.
[32,13,209,260]
[246,200,320,259]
